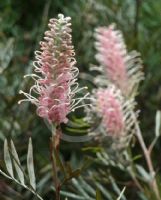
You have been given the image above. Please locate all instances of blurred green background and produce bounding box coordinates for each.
[0,0,161,199]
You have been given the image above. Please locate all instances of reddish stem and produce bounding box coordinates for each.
[50,127,61,200]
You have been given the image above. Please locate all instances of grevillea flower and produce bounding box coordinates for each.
[88,85,135,138]
[19,14,88,124]
[94,24,144,97]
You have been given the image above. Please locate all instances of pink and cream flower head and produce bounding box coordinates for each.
[94,24,144,97]
[87,85,135,140]
[19,14,88,124]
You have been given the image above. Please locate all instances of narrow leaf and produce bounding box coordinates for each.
[96,189,102,200]
[95,182,112,200]
[59,190,86,199]
[109,176,126,200]
[155,110,161,137]
[72,178,91,199]
[79,176,96,196]
[138,192,149,200]
[4,139,14,178]
[71,169,81,178]
[117,187,126,200]
[10,140,25,185]
[136,165,151,182]
[61,169,81,186]
[27,138,36,190]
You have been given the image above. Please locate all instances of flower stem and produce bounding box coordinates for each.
[50,128,61,200]
[133,114,160,200]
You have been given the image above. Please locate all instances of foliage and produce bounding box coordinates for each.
[0,0,161,200]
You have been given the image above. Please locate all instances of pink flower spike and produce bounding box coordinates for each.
[95,24,143,96]
[96,87,124,137]
[91,85,135,138]
[19,14,88,124]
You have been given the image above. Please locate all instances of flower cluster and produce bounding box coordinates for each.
[90,86,134,138]
[87,24,143,140]
[95,24,143,96]
[96,87,124,137]
[19,14,87,124]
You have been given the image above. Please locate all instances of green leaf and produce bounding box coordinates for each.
[82,147,103,153]
[96,189,102,200]
[27,138,36,190]
[155,110,161,137]
[79,176,96,196]
[132,154,142,161]
[58,190,86,199]
[71,169,81,178]
[10,140,25,185]
[4,139,14,178]
[136,165,151,182]
[66,127,87,134]
[80,156,93,171]
[72,178,91,199]
[95,182,112,200]
[117,187,126,200]
[67,120,90,128]
[61,169,82,186]
[109,176,126,200]
[138,192,149,200]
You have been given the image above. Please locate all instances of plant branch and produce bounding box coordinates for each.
[0,170,44,200]
[133,113,161,200]
[148,137,159,156]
